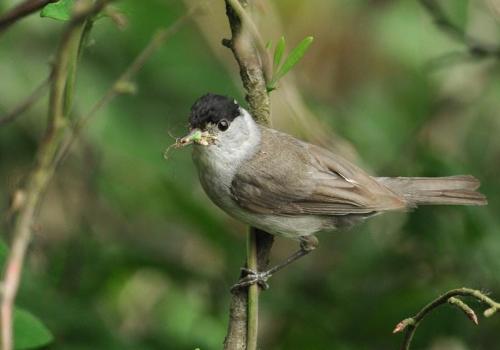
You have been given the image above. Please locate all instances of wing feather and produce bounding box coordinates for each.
[230,127,407,216]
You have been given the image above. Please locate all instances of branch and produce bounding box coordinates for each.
[0,0,58,35]
[419,0,500,59]
[0,76,50,127]
[223,0,270,124]
[53,6,198,166]
[393,288,500,350]
[224,0,271,81]
[224,229,273,350]
[0,2,111,349]
[222,1,274,350]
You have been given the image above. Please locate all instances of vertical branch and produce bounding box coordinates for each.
[222,1,274,349]
[0,2,110,349]
[223,0,270,123]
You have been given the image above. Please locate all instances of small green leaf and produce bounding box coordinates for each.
[274,36,314,83]
[40,0,75,21]
[14,308,53,350]
[265,40,272,50]
[273,36,286,70]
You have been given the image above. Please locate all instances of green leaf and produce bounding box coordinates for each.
[274,36,314,83]
[14,308,53,350]
[40,0,75,21]
[273,36,286,70]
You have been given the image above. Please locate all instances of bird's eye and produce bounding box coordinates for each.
[217,119,229,131]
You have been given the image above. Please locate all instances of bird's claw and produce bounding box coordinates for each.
[231,268,271,291]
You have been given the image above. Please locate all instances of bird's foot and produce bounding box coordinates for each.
[231,267,271,291]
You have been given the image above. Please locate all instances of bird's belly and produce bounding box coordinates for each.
[193,146,331,238]
[234,211,329,239]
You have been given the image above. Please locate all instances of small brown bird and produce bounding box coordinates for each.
[178,93,487,289]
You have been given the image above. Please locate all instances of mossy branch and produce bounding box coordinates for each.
[223,0,270,124]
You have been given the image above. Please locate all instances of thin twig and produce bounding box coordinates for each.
[246,231,258,350]
[222,1,274,350]
[0,76,51,127]
[419,0,500,59]
[54,7,198,166]
[0,2,111,349]
[393,288,500,350]
[0,0,58,35]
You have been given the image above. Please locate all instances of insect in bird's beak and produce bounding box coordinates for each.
[177,128,217,147]
[164,127,218,160]
[177,128,202,146]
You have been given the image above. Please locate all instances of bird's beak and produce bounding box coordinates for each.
[178,128,202,147]
[177,128,216,147]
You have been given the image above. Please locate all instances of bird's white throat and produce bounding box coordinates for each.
[192,108,261,209]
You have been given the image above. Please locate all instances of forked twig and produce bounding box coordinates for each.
[393,288,500,350]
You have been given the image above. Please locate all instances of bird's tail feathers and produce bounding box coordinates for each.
[377,175,487,207]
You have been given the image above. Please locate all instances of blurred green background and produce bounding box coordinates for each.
[1,0,500,349]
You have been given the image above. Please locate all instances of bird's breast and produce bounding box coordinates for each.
[192,144,243,212]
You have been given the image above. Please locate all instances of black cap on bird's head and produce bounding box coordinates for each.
[189,93,240,129]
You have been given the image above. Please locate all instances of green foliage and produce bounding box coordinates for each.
[40,0,75,21]
[13,309,53,350]
[267,36,314,92]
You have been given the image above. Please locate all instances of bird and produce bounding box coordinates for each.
[176,93,487,289]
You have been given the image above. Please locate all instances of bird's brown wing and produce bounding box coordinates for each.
[230,127,407,216]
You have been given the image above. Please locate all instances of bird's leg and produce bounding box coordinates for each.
[231,235,318,291]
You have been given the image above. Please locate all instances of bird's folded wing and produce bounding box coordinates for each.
[230,129,406,216]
